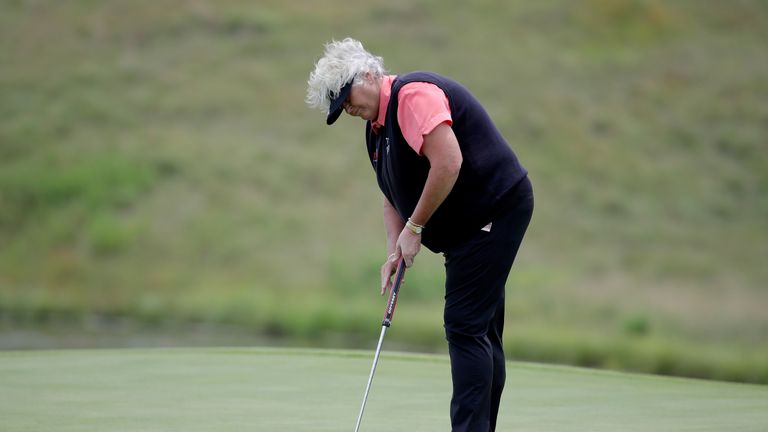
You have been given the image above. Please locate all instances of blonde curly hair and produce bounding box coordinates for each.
[306,38,386,114]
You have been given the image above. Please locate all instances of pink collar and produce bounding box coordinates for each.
[372,75,396,131]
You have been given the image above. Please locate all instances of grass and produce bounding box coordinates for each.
[1,0,767,383]
[0,347,766,431]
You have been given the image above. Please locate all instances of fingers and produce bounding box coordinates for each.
[394,246,402,262]
[380,265,390,296]
[381,249,410,295]
[380,254,398,296]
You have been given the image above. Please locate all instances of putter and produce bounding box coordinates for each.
[354,258,407,432]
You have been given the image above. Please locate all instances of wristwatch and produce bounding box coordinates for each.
[405,218,424,235]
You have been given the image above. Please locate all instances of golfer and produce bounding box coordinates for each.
[306,38,533,431]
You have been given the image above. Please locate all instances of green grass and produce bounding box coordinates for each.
[1,0,767,383]
[0,348,766,431]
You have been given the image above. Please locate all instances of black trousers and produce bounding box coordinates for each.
[443,176,533,432]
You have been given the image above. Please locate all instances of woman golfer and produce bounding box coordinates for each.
[306,38,533,431]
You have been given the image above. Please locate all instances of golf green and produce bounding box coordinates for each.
[0,347,765,431]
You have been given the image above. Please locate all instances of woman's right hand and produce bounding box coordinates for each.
[380,252,401,296]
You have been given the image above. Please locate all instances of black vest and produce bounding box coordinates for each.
[365,71,527,252]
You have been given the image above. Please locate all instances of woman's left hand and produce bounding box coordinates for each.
[396,227,422,268]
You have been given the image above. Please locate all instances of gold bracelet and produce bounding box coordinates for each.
[406,218,424,235]
[408,218,425,229]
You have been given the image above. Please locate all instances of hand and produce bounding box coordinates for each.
[380,253,402,296]
[396,227,421,268]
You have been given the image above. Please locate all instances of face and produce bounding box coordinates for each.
[342,73,380,121]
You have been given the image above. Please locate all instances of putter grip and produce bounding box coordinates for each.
[382,259,406,327]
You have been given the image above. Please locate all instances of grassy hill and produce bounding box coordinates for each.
[1,0,767,383]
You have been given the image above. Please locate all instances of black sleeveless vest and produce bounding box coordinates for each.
[365,71,527,252]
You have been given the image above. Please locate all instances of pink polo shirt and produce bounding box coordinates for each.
[372,75,452,156]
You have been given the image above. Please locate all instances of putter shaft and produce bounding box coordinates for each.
[354,260,406,432]
[354,326,387,432]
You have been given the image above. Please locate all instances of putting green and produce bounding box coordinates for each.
[0,347,765,431]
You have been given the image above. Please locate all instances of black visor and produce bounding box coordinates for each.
[326,80,353,125]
